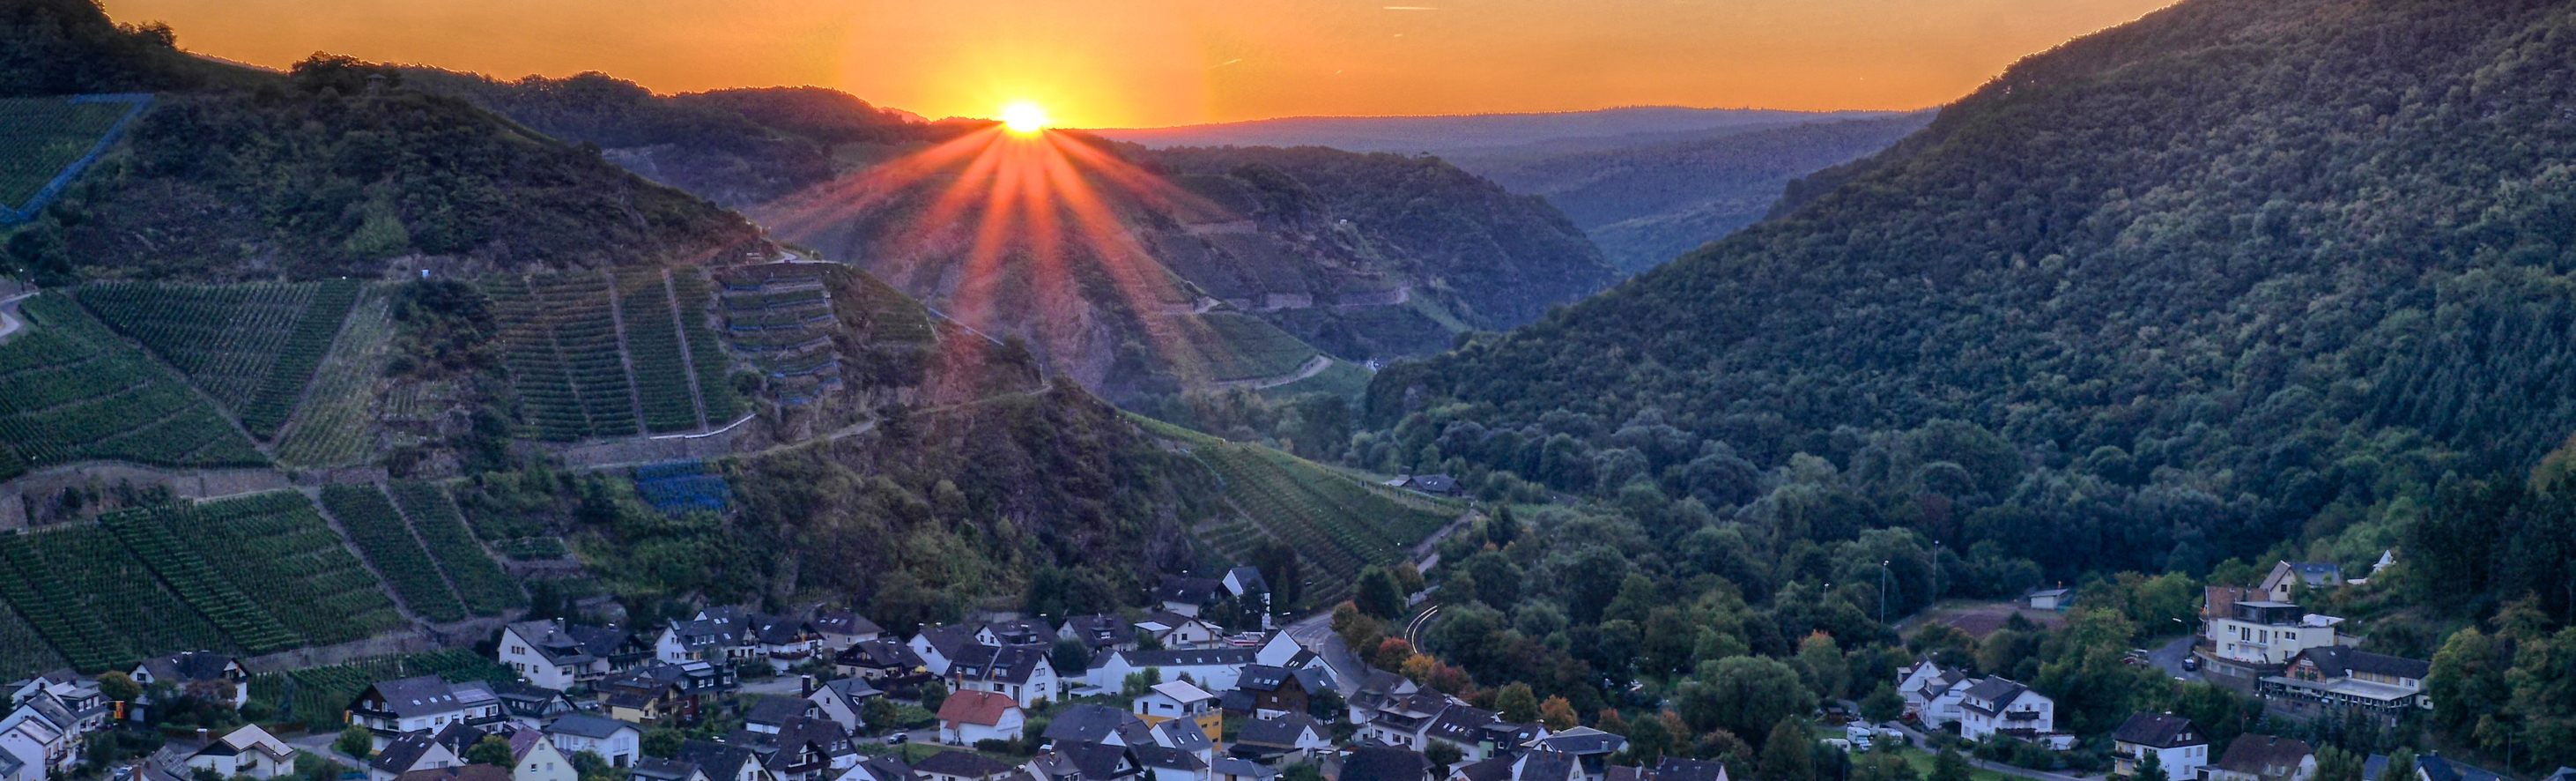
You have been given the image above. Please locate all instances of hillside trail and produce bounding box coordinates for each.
[1211,354,1333,390]
[0,292,35,344]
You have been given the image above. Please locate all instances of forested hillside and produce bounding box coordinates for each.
[1370,0,2576,579]
[1449,112,1935,272]
[0,0,762,283]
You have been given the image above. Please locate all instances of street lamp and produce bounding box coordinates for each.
[1880,561,1893,626]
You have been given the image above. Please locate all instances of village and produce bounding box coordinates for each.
[0,560,2557,781]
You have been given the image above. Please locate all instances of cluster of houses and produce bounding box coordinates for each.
[2197,563,2434,718]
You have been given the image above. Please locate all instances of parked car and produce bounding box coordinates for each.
[885,733,909,745]
[2182,656,2202,672]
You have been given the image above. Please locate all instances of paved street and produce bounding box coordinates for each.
[2146,633,2202,683]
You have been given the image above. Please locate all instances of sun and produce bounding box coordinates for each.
[1000,101,1049,134]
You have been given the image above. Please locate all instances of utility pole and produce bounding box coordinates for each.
[1881,561,1893,626]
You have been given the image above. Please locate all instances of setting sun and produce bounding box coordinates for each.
[1001,102,1049,134]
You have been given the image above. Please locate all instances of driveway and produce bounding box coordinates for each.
[2145,634,2202,683]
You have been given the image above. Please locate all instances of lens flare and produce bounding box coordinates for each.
[1001,101,1048,134]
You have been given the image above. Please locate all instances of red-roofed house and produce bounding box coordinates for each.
[935,691,1024,746]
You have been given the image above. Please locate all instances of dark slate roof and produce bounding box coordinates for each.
[1044,704,1141,745]
[1155,718,1212,754]
[1236,715,1323,749]
[984,619,1056,646]
[1133,745,1207,771]
[366,675,470,718]
[1214,758,1278,781]
[1399,475,1458,494]
[1062,615,1136,648]
[1226,568,1269,595]
[1454,759,1514,781]
[1101,648,1256,668]
[396,766,513,781]
[815,611,884,637]
[916,626,981,658]
[746,695,819,726]
[2417,755,2503,781]
[372,733,444,774]
[2297,646,2432,681]
[2282,562,2343,585]
[670,614,748,650]
[548,714,639,739]
[566,623,637,658]
[137,651,237,683]
[432,723,488,754]
[1155,576,1225,606]
[1652,758,1728,781]
[1961,677,2031,714]
[1514,752,1577,781]
[768,716,856,765]
[951,644,1049,685]
[677,741,760,781]
[820,678,883,706]
[914,749,1022,779]
[2214,735,2315,779]
[1425,705,1501,743]
[1532,727,1627,756]
[858,756,918,781]
[1237,665,1294,693]
[633,758,704,781]
[840,640,929,669]
[752,615,815,646]
[1341,746,1430,781]
[2113,713,2205,748]
[1219,690,1254,713]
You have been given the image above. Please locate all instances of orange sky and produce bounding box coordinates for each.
[109,0,2180,129]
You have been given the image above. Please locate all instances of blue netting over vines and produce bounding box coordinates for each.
[633,459,728,513]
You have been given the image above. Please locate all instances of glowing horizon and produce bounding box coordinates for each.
[104,0,2181,129]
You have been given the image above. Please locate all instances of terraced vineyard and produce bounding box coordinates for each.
[0,603,66,678]
[275,286,391,466]
[387,481,523,615]
[151,491,406,645]
[530,273,640,436]
[321,484,468,623]
[248,649,512,730]
[239,279,360,436]
[671,271,744,421]
[718,267,841,404]
[99,507,304,654]
[616,270,702,432]
[0,524,232,672]
[1135,416,1460,603]
[78,281,318,410]
[0,95,143,212]
[1177,312,1321,382]
[0,295,269,477]
[482,277,589,441]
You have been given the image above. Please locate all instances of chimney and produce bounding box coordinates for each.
[801,674,816,697]
[197,727,210,744]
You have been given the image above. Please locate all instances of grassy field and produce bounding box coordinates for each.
[275,286,391,466]
[0,294,268,475]
[0,96,134,207]
[1134,415,1461,605]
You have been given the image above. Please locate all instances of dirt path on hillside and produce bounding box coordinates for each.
[1211,354,1333,390]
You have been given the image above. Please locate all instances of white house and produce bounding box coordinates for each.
[658,608,757,665]
[0,718,69,778]
[1232,715,1332,764]
[910,626,980,678]
[1086,648,1256,691]
[949,644,1058,709]
[347,677,502,748]
[1154,577,1225,618]
[1135,681,1220,744]
[810,679,884,733]
[812,612,883,653]
[1958,677,2058,745]
[2260,562,2342,603]
[936,690,1025,746]
[501,620,613,691]
[368,733,462,781]
[133,651,251,706]
[2026,589,2071,611]
[1894,659,1973,725]
[546,715,643,768]
[2206,602,2348,666]
[510,727,579,781]
[2113,713,2210,779]
[1135,614,1225,650]
[186,725,299,780]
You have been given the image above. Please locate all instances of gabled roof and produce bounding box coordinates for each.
[547,714,640,739]
[840,639,929,669]
[363,675,472,718]
[433,722,488,754]
[936,690,1020,727]
[819,678,884,706]
[1154,718,1212,753]
[632,758,705,781]
[951,644,1050,685]
[1214,757,1278,781]
[1061,615,1136,648]
[1453,759,1514,781]
[1225,568,1269,596]
[814,611,883,637]
[1235,714,1324,749]
[1045,704,1143,745]
[914,749,1019,779]
[137,651,239,683]
[1341,746,1430,781]
[2113,714,2203,748]
[1651,758,1728,781]
[766,716,855,766]
[746,695,818,726]
[1425,705,1502,743]
[982,619,1056,646]
[510,620,602,666]
[915,626,981,658]
[372,733,448,774]
[507,728,549,762]
[1155,576,1225,606]
[1099,648,1257,669]
[395,765,512,781]
[1236,665,1295,693]
[751,615,816,646]
[856,755,918,781]
[2417,755,2503,781]
[1514,753,1579,781]
[1132,744,1206,771]
[1960,677,2035,714]
[677,740,759,781]
[2213,735,2314,779]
